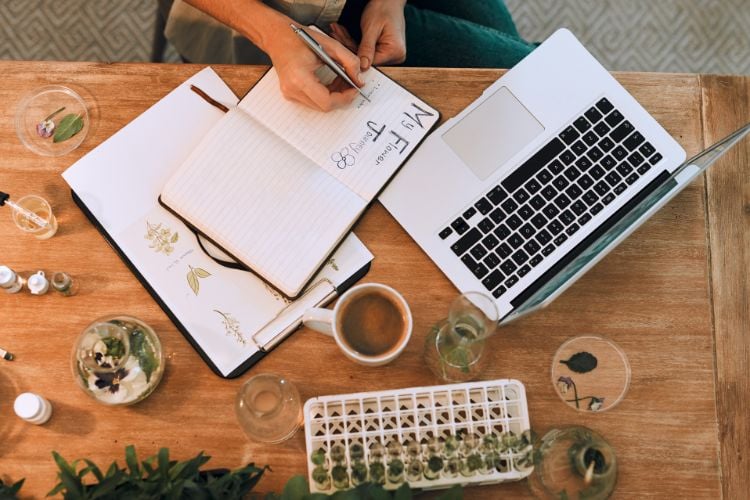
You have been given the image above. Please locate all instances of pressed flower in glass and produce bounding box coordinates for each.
[349,442,365,462]
[351,461,368,485]
[424,454,444,480]
[387,458,404,484]
[368,442,386,484]
[331,464,349,489]
[406,457,423,481]
[461,453,483,477]
[71,315,163,406]
[330,445,346,464]
[445,456,461,477]
[443,435,460,457]
[312,466,331,490]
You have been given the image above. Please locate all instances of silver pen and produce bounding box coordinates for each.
[290,24,371,102]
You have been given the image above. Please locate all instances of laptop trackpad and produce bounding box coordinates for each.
[443,86,544,180]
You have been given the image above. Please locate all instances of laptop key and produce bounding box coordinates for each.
[582,131,598,146]
[639,142,656,158]
[500,260,517,275]
[548,220,564,235]
[489,207,506,224]
[511,249,529,265]
[518,204,534,220]
[598,136,615,152]
[565,184,583,200]
[571,140,588,156]
[554,193,571,209]
[487,185,508,205]
[584,107,603,124]
[589,165,606,180]
[578,174,594,190]
[627,151,645,167]
[517,265,531,278]
[575,156,593,171]
[504,275,519,288]
[530,254,543,267]
[492,285,507,298]
[605,171,622,187]
[590,203,604,215]
[614,183,627,195]
[508,233,524,249]
[463,206,477,219]
[583,190,599,206]
[542,244,556,256]
[543,204,560,219]
[536,229,552,244]
[559,125,580,145]
[626,172,640,185]
[471,263,489,279]
[559,210,576,225]
[650,152,663,165]
[596,97,614,114]
[531,213,547,229]
[496,243,512,259]
[451,217,470,235]
[612,146,628,161]
[604,109,624,127]
[553,177,570,190]
[475,197,493,215]
[565,223,580,236]
[513,188,530,204]
[571,200,587,215]
[637,163,652,175]
[501,198,518,213]
[506,214,522,230]
[451,227,481,255]
[537,168,553,184]
[482,270,505,291]
[573,116,591,133]
[610,121,634,142]
[559,150,576,165]
[501,137,565,192]
[541,185,557,201]
[494,224,511,240]
[482,234,500,250]
[594,121,611,137]
[554,234,568,246]
[470,244,488,260]
[579,213,592,225]
[616,162,633,177]
[623,131,645,150]
[602,193,616,205]
[519,223,536,239]
[478,217,495,234]
[564,166,582,181]
[484,252,501,269]
[587,146,604,163]
[523,239,541,255]
[524,178,542,194]
[601,155,617,170]
[439,227,453,240]
[594,181,609,196]
[530,195,546,210]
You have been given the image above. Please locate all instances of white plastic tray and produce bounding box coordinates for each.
[303,378,531,492]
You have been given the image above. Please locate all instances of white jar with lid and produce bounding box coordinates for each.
[27,271,49,295]
[0,265,23,293]
[14,392,52,424]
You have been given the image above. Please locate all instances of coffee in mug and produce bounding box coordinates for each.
[303,283,413,366]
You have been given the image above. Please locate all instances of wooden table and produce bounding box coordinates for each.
[0,63,747,499]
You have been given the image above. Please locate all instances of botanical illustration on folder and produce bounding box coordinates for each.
[160,67,439,297]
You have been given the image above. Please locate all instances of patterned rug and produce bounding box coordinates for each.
[0,0,748,75]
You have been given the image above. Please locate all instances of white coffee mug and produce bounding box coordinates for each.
[302,283,413,366]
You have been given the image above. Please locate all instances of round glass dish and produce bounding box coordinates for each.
[552,336,631,413]
[15,85,89,156]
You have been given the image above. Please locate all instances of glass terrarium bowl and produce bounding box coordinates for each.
[15,85,89,156]
[72,315,164,406]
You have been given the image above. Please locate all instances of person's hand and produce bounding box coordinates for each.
[265,25,364,111]
[355,0,407,70]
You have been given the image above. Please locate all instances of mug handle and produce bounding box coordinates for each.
[302,307,335,337]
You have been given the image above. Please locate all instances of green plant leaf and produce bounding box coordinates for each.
[125,445,140,477]
[279,475,309,500]
[53,113,84,143]
[560,351,598,373]
[393,482,414,500]
[158,448,171,478]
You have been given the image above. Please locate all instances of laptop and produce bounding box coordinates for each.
[380,28,750,324]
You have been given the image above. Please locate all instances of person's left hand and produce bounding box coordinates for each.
[331,0,406,71]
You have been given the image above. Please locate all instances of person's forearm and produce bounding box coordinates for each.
[183,0,290,54]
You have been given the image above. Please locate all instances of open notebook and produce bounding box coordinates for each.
[160,67,439,297]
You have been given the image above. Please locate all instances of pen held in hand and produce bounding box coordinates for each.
[290,24,371,103]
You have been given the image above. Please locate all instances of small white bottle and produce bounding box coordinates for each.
[0,265,23,293]
[27,271,49,295]
[14,392,53,425]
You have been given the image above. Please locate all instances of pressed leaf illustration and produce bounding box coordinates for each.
[559,351,598,373]
[53,113,84,143]
[187,265,211,295]
[328,258,339,271]
[145,221,178,255]
[214,309,247,345]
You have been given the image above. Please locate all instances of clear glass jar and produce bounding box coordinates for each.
[72,315,164,406]
[527,426,617,500]
[235,373,302,444]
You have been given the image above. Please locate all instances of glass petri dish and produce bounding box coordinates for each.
[551,336,630,412]
[15,85,90,156]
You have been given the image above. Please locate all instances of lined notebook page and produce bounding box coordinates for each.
[162,108,366,296]
[238,68,438,201]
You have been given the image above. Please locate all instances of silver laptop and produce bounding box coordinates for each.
[380,28,750,324]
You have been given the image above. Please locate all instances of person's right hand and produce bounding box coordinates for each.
[265,25,364,112]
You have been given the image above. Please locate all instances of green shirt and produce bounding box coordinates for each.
[165,0,346,64]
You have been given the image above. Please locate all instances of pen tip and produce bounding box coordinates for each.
[4,352,13,361]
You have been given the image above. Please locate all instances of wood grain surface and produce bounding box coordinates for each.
[0,63,736,499]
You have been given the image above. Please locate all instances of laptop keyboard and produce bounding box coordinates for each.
[439,97,664,299]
